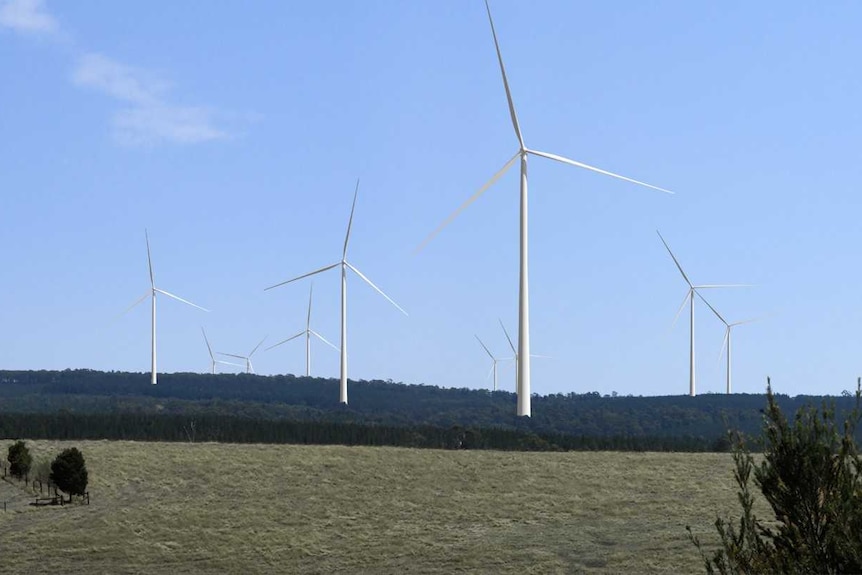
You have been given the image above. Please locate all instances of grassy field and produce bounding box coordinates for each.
[0,440,740,574]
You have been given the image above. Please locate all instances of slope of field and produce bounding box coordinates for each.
[0,440,737,574]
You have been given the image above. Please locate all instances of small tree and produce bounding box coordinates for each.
[50,447,88,500]
[7,440,32,479]
[689,378,862,573]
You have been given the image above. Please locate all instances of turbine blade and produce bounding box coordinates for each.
[310,329,340,351]
[120,291,151,317]
[345,262,408,316]
[484,0,523,148]
[265,262,340,291]
[529,149,673,195]
[415,151,519,253]
[499,319,516,355]
[218,352,246,360]
[343,179,360,260]
[730,316,765,327]
[475,335,495,360]
[216,360,244,367]
[718,328,730,363]
[695,291,728,326]
[249,336,268,357]
[530,354,553,359]
[656,230,692,287]
[694,284,754,289]
[154,288,209,312]
[671,291,691,328]
[485,363,495,382]
[201,327,214,360]
[265,331,305,351]
[145,229,155,288]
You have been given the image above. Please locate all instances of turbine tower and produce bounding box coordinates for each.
[657,230,747,396]
[265,181,407,404]
[123,230,208,385]
[201,328,242,374]
[219,336,268,374]
[475,335,506,392]
[418,1,673,417]
[267,284,339,377]
[697,294,760,395]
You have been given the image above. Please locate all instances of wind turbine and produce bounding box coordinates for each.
[657,230,748,397]
[266,284,339,377]
[475,335,507,392]
[499,319,551,392]
[265,181,407,404]
[417,0,673,417]
[123,230,208,385]
[697,294,760,395]
[201,328,242,374]
[219,336,268,374]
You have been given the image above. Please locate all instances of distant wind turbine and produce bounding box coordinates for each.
[475,335,507,392]
[201,328,242,374]
[219,336,268,374]
[265,181,407,404]
[697,293,761,395]
[499,319,551,392]
[417,0,673,417]
[266,284,339,377]
[123,230,208,385]
[657,230,748,397]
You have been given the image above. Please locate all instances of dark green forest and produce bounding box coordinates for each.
[0,369,858,451]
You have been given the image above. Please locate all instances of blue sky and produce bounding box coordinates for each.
[2,0,861,398]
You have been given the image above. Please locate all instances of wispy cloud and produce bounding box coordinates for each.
[72,53,226,146]
[4,2,231,146]
[0,0,57,34]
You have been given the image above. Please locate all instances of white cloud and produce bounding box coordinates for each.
[73,52,227,146]
[0,0,57,34]
[72,53,165,106]
[113,105,226,146]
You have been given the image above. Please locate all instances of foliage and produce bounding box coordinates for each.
[51,447,88,497]
[689,378,862,573]
[7,439,32,478]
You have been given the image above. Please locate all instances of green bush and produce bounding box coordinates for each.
[689,378,862,573]
[50,447,88,498]
[7,440,32,479]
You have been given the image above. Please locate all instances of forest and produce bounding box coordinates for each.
[0,369,859,451]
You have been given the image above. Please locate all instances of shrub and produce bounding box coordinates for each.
[7,440,32,479]
[689,378,862,573]
[50,447,88,498]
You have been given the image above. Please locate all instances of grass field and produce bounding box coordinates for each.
[0,440,740,574]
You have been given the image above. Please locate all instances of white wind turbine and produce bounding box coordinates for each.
[697,293,760,395]
[657,230,748,397]
[475,335,507,392]
[201,328,243,374]
[499,319,550,392]
[417,0,673,417]
[219,336,268,374]
[123,230,208,385]
[265,181,407,404]
[266,284,339,377]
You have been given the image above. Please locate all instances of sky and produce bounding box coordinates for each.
[2,0,862,398]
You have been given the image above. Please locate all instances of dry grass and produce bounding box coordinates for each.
[0,440,739,574]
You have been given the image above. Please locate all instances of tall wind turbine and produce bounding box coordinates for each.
[266,284,339,377]
[123,230,208,385]
[265,181,407,404]
[475,335,507,392]
[657,230,747,397]
[697,294,760,395]
[417,0,673,417]
[219,336,268,374]
[201,328,242,374]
